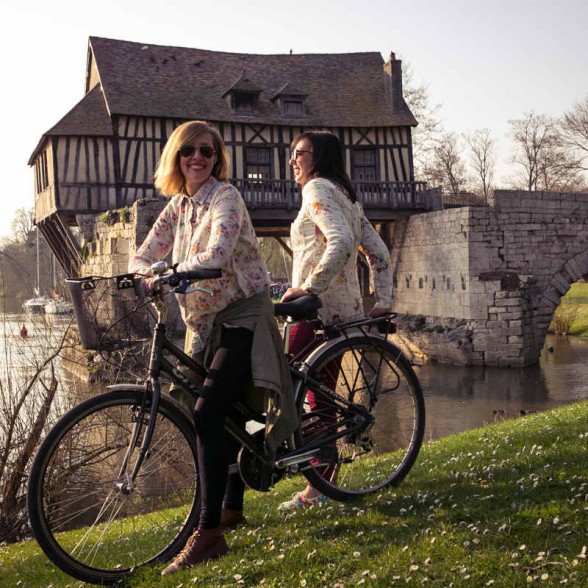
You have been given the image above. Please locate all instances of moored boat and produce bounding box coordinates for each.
[23,296,51,314]
[44,300,73,315]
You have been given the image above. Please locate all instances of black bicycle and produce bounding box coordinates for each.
[27,262,425,585]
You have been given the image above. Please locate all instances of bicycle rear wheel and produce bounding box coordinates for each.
[27,388,200,585]
[296,335,425,501]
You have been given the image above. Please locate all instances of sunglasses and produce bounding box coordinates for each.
[178,144,216,159]
[290,148,313,160]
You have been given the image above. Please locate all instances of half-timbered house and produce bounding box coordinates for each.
[29,36,439,276]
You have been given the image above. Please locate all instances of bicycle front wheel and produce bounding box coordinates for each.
[296,335,425,500]
[27,389,200,585]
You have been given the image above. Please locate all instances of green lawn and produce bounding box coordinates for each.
[2,401,587,587]
[561,282,588,336]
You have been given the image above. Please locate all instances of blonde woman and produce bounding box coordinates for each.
[129,121,296,574]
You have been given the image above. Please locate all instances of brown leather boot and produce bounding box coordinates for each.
[161,528,228,576]
[219,508,247,532]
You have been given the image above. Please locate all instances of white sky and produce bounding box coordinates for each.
[1,0,586,239]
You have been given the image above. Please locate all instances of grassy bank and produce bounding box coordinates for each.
[1,401,587,587]
[562,282,588,336]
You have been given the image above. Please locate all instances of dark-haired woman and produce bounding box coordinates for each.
[278,130,393,510]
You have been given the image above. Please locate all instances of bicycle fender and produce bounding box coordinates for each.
[298,332,409,375]
[105,383,145,392]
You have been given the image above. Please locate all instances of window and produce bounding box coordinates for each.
[283,99,305,117]
[36,151,49,192]
[234,92,258,114]
[351,148,378,181]
[245,146,271,180]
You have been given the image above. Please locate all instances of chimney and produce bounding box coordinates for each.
[384,51,405,112]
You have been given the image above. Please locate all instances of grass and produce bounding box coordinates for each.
[561,282,588,336]
[1,401,587,587]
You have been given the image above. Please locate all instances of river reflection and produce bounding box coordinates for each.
[414,334,588,441]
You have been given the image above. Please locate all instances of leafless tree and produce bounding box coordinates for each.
[559,95,588,172]
[508,112,583,192]
[257,237,292,281]
[0,313,76,542]
[465,129,496,203]
[428,132,469,195]
[10,208,35,245]
[402,62,444,182]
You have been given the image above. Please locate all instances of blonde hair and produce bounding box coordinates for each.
[154,121,230,196]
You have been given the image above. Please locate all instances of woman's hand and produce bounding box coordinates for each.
[368,306,392,318]
[280,287,307,302]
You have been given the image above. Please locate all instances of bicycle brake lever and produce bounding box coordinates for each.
[182,287,213,295]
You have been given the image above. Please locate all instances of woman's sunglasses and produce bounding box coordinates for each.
[178,144,216,159]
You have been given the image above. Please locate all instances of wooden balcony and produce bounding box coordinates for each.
[233,179,441,234]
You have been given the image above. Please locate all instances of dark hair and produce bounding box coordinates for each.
[291,131,357,203]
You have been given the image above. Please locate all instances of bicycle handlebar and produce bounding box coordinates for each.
[153,267,222,294]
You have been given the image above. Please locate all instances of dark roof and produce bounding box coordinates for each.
[28,85,113,164]
[88,36,416,128]
[222,72,263,97]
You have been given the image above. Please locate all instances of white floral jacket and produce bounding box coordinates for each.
[291,178,393,324]
[129,177,269,351]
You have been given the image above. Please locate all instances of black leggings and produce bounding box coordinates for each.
[193,326,252,529]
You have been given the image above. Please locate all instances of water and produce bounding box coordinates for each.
[0,313,73,400]
[1,314,587,440]
[414,334,588,441]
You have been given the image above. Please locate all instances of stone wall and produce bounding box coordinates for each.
[79,199,166,277]
[389,190,588,367]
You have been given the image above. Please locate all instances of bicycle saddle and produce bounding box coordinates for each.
[273,295,322,321]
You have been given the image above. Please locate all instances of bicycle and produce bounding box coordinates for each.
[27,262,425,585]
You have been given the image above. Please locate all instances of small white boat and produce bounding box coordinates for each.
[44,300,73,315]
[23,296,51,314]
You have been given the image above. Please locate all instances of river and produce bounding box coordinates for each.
[1,313,587,441]
[414,334,588,440]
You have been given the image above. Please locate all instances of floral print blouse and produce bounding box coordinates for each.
[291,178,393,325]
[129,177,270,352]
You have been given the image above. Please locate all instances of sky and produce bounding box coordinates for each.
[1,0,586,240]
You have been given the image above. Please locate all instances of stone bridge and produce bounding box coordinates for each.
[388,189,588,366]
[79,189,588,368]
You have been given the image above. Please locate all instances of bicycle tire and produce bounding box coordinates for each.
[295,334,425,501]
[27,388,200,585]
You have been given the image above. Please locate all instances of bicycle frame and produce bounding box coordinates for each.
[113,289,399,490]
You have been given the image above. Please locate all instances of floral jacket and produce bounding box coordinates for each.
[291,178,393,324]
[129,177,270,352]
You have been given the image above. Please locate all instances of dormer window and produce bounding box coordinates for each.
[222,72,262,115]
[234,92,258,114]
[283,99,305,117]
[271,83,307,118]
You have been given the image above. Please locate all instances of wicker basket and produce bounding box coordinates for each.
[67,274,151,351]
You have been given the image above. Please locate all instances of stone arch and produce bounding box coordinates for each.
[534,247,588,349]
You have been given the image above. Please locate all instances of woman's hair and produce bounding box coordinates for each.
[291,130,357,202]
[154,120,230,196]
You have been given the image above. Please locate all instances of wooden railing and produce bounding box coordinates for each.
[231,179,441,211]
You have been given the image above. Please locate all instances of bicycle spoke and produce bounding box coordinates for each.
[295,336,425,499]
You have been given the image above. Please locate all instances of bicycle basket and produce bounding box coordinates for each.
[66,274,151,351]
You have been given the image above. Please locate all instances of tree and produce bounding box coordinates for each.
[559,95,588,171]
[465,128,496,203]
[428,132,469,195]
[508,112,583,192]
[402,62,444,182]
[257,237,292,281]
[10,207,35,245]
